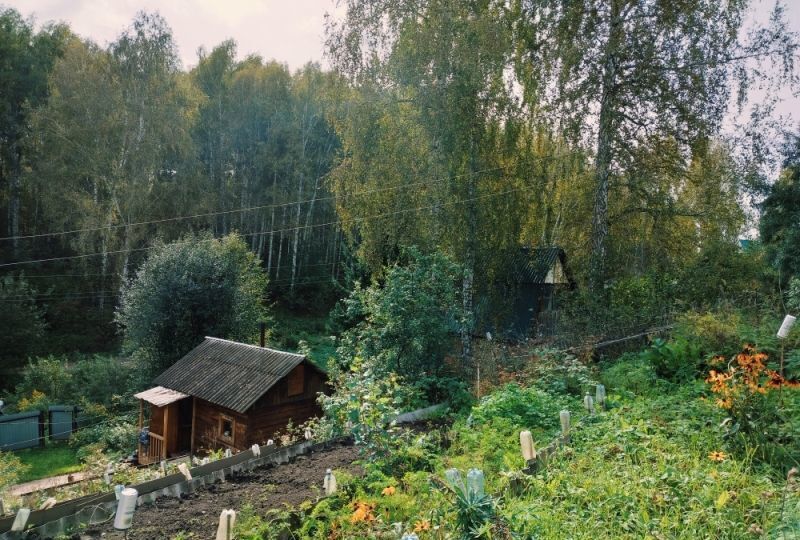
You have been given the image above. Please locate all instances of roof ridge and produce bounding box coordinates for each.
[203,336,305,358]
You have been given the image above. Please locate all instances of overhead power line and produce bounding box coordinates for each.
[0,184,529,269]
[0,166,504,242]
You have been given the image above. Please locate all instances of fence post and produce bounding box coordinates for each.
[39,411,45,447]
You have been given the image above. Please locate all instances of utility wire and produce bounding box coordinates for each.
[0,166,503,242]
[0,183,529,269]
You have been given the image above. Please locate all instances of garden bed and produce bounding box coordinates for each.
[76,441,360,539]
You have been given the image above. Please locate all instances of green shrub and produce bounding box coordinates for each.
[526,348,596,397]
[335,247,464,386]
[470,384,572,433]
[640,337,703,382]
[673,310,742,357]
[0,450,29,492]
[600,354,658,396]
[318,356,413,462]
[409,375,474,412]
[13,355,139,411]
[70,411,139,458]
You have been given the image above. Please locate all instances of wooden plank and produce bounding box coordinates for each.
[190,397,196,454]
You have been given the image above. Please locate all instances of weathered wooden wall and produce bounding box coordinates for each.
[244,363,327,445]
[188,361,328,452]
[193,399,249,452]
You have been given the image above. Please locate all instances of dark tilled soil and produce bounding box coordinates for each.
[79,442,360,540]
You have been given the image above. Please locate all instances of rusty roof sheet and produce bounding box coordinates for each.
[134,386,189,407]
[153,337,308,413]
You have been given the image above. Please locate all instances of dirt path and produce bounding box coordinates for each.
[79,441,360,540]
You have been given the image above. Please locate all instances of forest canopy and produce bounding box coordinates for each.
[0,3,796,374]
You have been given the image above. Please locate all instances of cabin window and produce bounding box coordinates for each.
[287,365,305,396]
[218,415,234,443]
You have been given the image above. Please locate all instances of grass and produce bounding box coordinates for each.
[14,442,82,483]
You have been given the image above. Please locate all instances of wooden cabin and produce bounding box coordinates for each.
[134,337,327,465]
[476,247,575,340]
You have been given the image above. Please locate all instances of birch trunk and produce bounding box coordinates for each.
[589,0,622,296]
[266,172,277,275]
[290,174,303,291]
[7,146,21,257]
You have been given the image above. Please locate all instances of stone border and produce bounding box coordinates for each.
[0,438,342,539]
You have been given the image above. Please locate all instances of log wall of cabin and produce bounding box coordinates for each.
[192,398,249,452]
[244,363,327,445]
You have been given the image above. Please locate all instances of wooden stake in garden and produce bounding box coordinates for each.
[215,509,236,540]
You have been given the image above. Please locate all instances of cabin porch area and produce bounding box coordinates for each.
[134,386,193,465]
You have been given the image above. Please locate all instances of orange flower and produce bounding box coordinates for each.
[414,519,431,532]
[381,486,396,496]
[715,397,733,409]
[350,501,376,524]
[709,451,727,462]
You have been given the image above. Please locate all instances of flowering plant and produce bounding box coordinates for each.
[706,345,799,462]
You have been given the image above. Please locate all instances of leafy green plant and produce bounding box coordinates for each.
[526,348,597,397]
[470,384,572,432]
[641,337,703,382]
[0,450,29,492]
[441,471,501,540]
[318,356,412,462]
[706,345,800,465]
[600,353,658,396]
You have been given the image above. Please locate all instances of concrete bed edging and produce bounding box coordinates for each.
[0,401,446,539]
[0,438,342,539]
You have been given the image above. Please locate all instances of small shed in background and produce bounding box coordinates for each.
[478,246,575,340]
[135,337,327,465]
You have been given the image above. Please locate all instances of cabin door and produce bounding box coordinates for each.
[177,398,193,453]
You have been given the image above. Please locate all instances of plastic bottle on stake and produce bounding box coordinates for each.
[595,384,606,409]
[113,488,139,530]
[520,431,536,461]
[777,315,796,339]
[560,410,571,439]
[466,469,485,497]
[584,392,595,414]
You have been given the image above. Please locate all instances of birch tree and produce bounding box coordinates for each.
[511,0,797,295]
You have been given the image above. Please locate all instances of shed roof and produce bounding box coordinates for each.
[512,247,574,286]
[134,386,189,407]
[153,337,310,414]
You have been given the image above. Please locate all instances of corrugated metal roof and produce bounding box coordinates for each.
[153,337,308,413]
[512,247,568,284]
[134,386,189,407]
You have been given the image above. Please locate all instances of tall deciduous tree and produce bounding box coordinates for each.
[512,0,797,295]
[327,0,517,369]
[0,8,67,257]
[116,233,268,374]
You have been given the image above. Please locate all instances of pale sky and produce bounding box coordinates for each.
[5,0,800,123]
[5,0,342,70]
